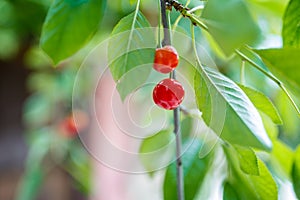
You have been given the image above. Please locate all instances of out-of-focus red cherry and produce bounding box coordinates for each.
[153,78,185,110]
[59,110,89,138]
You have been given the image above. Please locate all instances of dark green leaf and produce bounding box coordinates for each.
[292,146,300,199]
[108,11,156,100]
[254,48,300,90]
[164,140,213,200]
[239,85,282,124]
[223,182,239,200]
[194,66,272,150]
[234,145,259,175]
[201,0,260,56]
[40,0,105,64]
[139,129,175,173]
[282,0,300,47]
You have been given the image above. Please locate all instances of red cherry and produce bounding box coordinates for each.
[153,78,185,110]
[65,116,78,135]
[153,45,179,73]
[59,110,89,138]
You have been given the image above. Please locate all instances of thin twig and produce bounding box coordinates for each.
[236,49,300,116]
[169,0,208,30]
[160,0,170,46]
[160,0,185,199]
[240,60,245,85]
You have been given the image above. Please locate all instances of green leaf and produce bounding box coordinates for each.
[249,159,278,200]
[108,11,156,100]
[239,85,282,124]
[237,46,269,71]
[292,146,300,199]
[194,66,272,150]
[223,182,239,200]
[224,145,278,200]
[164,140,213,200]
[260,112,279,140]
[129,0,137,5]
[40,0,105,64]
[282,0,300,47]
[271,140,294,177]
[139,129,175,173]
[234,145,259,176]
[66,144,92,195]
[16,165,44,200]
[16,129,53,200]
[181,116,193,143]
[254,48,300,90]
[201,0,260,56]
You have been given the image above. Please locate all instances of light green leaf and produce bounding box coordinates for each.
[254,48,300,90]
[40,0,105,64]
[260,112,279,140]
[249,159,278,200]
[16,165,44,200]
[108,11,156,100]
[239,85,282,124]
[181,116,193,143]
[164,140,213,200]
[234,145,259,176]
[23,94,52,128]
[194,66,272,150]
[67,144,92,195]
[271,140,294,177]
[201,0,260,56]
[292,146,300,199]
[223,182,239,200]
[16,129,53,200]
[236,46,269,71]
[139,129,175,174]
[129,0,137,5]
[224,145,278,200]
[282,0,300,47]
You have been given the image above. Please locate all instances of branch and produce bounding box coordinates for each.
[160,1,185,200]
[169,0,208,31]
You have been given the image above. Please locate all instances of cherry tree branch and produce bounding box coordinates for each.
[160,1,185,200]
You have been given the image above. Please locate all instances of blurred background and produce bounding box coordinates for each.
[1,0,300,199]
[0,0,161,199]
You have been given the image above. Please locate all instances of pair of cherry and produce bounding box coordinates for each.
[152,46,185,110]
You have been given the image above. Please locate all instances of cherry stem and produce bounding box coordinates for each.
[160,1,185,200]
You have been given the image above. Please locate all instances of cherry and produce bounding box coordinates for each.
[59,110,89,138]
[153,45,179,73]
[153,78,185,110]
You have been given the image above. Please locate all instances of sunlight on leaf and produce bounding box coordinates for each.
[40,0,105,64]
[282,0,300,47]
[108,11,156,100]
[194,66,272,150]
